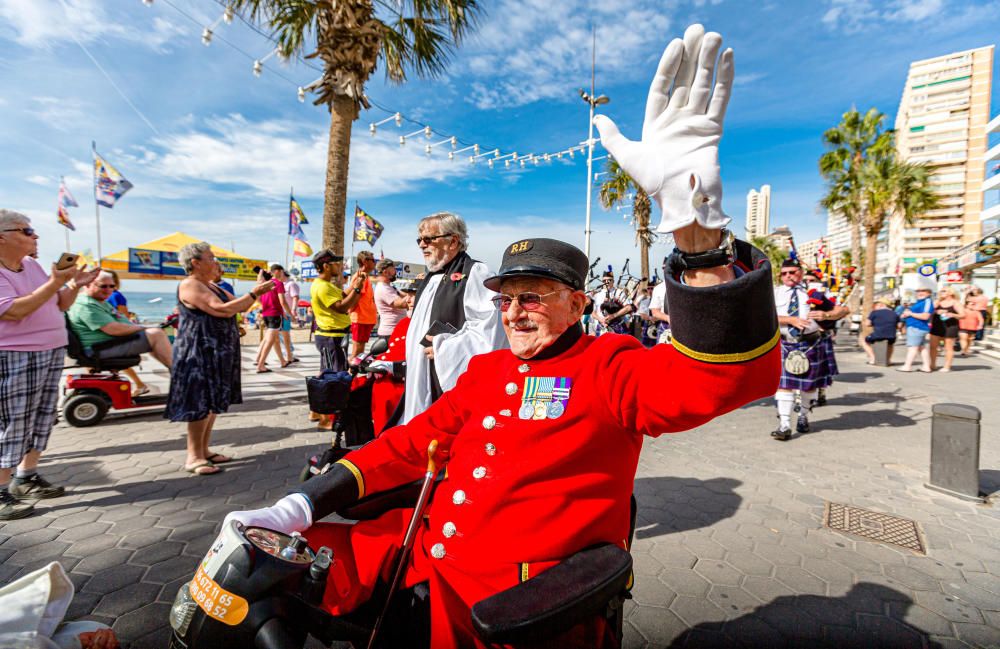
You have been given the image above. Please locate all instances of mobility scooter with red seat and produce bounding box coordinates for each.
[62,317,169,427]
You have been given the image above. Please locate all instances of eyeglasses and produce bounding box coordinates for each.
[491,290,567,311]
[97,284,116,289]
[780,270,800,276]
[416,233,453,246]
[2,227,36,236]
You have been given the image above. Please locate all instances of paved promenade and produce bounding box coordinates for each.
[1,341,998,648]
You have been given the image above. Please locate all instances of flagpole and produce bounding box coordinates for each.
[350,202,357,274]
[92,142,103,266]
[285,186,293,268]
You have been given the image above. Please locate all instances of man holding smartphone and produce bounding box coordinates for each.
[348,251,377,363]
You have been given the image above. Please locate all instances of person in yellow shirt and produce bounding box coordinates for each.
[311,249,364,373]
[310,249,365,429]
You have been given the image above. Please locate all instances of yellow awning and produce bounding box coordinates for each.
[101,232,258,280]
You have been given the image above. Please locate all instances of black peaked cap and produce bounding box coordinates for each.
[484,238,589,292]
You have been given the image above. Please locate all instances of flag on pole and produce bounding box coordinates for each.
[57,179,78,231]
[293,232,313,258]
[353,205,383,246]
[289,194,309,234]
[93,145,133,208]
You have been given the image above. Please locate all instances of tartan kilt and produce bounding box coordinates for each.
[821,334,839,378]
[778,338,832,392]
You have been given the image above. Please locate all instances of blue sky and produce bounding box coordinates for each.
[1,0,998,291]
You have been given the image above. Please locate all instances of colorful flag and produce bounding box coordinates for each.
[293,233,313,258]
[57,179,78,231]
[289,194,308,234]
[353,205,383,246]
[93,144,133,208]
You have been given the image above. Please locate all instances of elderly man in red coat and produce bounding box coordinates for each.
[226,24,780,648]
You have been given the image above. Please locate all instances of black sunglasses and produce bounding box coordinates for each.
[2,227,36,236]
[416,233,453,246]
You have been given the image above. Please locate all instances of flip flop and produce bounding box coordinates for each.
[184,460,221,475]
[281,361,292,368]
[132,385,151,397]
[206,453,233,464]
[256,368,272,374]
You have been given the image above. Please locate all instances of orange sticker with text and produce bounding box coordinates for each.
[189,563,249,626]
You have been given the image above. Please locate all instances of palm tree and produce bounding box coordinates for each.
[598,159,653,283]
[749,235,787,284]
[855,149,939,328]
[231,0,483,254]
[819,107,893,310]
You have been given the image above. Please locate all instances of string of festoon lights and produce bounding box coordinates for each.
[142,0,604,172]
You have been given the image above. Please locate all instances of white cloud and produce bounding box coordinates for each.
[459,0,677,109]
[25,175,52,186]
[106,114,474,201]
[822,0,945,33]
[0,0,186,50]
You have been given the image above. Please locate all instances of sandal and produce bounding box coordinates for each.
[132,385,151,397]
[206,453,233,464]
[256,368,272,374]
[281,361,292,368]
[184,460,221,475]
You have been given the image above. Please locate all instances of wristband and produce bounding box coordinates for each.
[667,229,735,274]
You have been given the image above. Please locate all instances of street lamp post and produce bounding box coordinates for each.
[579,89,608,260]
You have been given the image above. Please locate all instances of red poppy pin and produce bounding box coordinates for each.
[450,272,465,282]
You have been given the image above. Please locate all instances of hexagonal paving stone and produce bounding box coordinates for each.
[882,564,943,592]
[1,527,61,549]
[725,550,774,578]
[693,559,743,586]
[680,537,727,561]
[706,585,761,619]
[58,520,113,542]
[94,582,162,617]
[63,533,122,559]
[856,612,932,647]
[952,622,1000,647]
[773,566,827,596]
[7,541,71,566]
[741,576,797,604]
[119,526,172,550]
[111,601,173,643]
[128,540,185,567]
[755,600,824,641]
[631,552,664,577]
[74,547,134,575]
[82,563,147,596]
[669,594,728,626]
[628,603,688,644]
[648,543,697,569]
[629,575,677,609]
[752,543,803,567]
[913,591,985,624]
[657,567,712,598]
[941,580,1000,611]
[800,557,855,590]
[904,555,965,582]
[723,614,789,648]
[886,601,954,637]
[145,555,197,584]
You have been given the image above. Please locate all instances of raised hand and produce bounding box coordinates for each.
[593,24,734,237]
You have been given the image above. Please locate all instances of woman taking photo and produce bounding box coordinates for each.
[929,286,964,372]
[166,242,273,475]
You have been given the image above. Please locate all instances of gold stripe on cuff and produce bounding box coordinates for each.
[672,328,780,364]
[335,458,365,499]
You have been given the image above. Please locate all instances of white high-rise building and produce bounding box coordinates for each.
[983,112,1000,230]
[825,211,853,261]
[891,45,995,272]
[745,185,771,239]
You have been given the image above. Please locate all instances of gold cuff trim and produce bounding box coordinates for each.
[520,563,530,583]
[672,328,780,364]
[335,458,365,499]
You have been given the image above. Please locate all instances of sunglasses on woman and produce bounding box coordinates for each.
[2,227,36,236]
[491,290,567,311]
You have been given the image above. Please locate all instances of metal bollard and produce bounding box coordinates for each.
[925,403,985,503]
[872,340,890,366]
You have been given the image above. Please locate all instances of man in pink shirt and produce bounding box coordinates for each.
[373,258,410,341]
[0,210,98,520]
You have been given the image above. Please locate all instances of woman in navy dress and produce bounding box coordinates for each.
[166,242,273,475]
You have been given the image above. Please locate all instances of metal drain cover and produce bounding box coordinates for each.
[823,502,925,554]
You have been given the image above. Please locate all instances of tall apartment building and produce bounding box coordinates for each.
[890,45,995,273]
[984,112,1000,230]
[745,185,771,239]
[825,210,853,261]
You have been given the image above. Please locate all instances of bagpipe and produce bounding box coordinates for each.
[597,259,646,327]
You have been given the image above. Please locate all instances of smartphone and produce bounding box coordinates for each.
[55,253,79,270]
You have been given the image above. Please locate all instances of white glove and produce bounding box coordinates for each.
[593,24,734,234]
[222,493,313,535]
[365,360,393,375]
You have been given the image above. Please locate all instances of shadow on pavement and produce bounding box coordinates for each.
[981,469,1000,497]
[939,364,994,372]
[826,390,905,406]
[831,371,881,384]
[633,476,742,540]
[812,409,916,431]
[668,583,942,648]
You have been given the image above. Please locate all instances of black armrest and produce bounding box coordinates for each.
[91,332,141,352]
[336,479,424,521]
[471,543,632,645]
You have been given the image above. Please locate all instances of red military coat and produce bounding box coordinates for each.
[305,325,779,647]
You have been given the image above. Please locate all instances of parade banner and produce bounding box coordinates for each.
[128,248,266,280]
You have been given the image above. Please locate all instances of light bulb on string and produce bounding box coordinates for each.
[142,0,154,6]
[297,87,306,102]
[202,28,213,46]
[223,5,234,23]
[253,60,263,77]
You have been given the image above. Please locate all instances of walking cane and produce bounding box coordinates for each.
[367,440,439,649]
